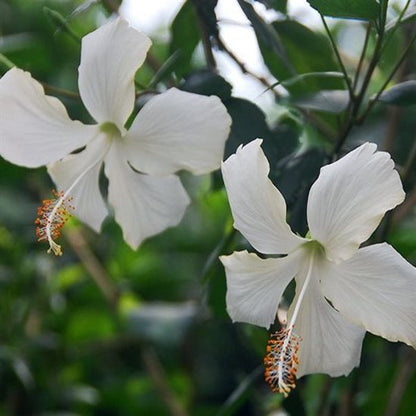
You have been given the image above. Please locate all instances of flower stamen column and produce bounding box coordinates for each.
[264,249,316,396]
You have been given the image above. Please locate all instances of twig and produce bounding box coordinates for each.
[192,1,217,71]
[65,228,119,310]
[400,133,416,187]
[315,376,332,416]
[384,347,416,416]
[383,107,402,154]
[42,83,80,99]
[392,188,416,224]
[216,35,281,98]
[141,347,189,416]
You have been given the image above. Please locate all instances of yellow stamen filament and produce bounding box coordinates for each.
[264,251,315,396]
[35,190,74,256]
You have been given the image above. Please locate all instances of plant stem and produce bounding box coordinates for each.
[358,28,416,123]
[333,3,388,155]
[66,228,119,310]
[381,0,412,54]
[320,15,354,98]
[352,23,371,92]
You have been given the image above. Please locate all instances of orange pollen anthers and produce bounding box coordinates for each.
[35,190,74,256]
[264,326,301,397]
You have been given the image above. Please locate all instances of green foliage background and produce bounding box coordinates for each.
[1,0,416,415]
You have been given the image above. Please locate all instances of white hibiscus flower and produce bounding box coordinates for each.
[0,17,231,255]
[220,139,416,396]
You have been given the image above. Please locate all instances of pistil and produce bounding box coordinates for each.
[264,251,315,396]
[35,136,111,255]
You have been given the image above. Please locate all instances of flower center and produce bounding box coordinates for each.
[264,247,317,396]
[99,121,123,140]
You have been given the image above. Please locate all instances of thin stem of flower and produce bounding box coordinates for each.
[320,15,354,99]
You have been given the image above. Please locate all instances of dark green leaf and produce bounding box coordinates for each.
[170,0,201,78]
[254,0,287,13]
[191,0,219,37]
[179,70,232,101]
[275,148,327,234]
[224,97,298,161]
[307,0,379,20]
[377,81,416,106]
[290,90,350,113]
[260,20,344,93]
[237,0,295,75]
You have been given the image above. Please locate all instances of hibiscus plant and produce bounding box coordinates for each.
[1,1,416,415]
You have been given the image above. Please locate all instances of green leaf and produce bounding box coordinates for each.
[290,90,350,113]
[254,0,287,13]
[179,70,232,101]
[276,148,327,234]
[260,20,343,93]
[237,0,295,75]
[377,81,416,106]
[271,71,344,89]
[224,97,298,161]
[169,0,201,78]
[386,6,416,32]
[307,0,380,21]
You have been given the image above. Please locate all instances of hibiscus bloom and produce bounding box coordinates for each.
[220,139,416,396]
[0,17,231,255]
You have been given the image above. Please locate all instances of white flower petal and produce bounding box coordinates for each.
[0,68,96,168]
[220,250,300,328]
[307,142,405,262]
[47,135,110,232]
[221,139,306,255]
[124,88,231,175]
[78,17,151,127]
[104,145,190,249]
[290,259,365,378]
[321,243,416,347]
